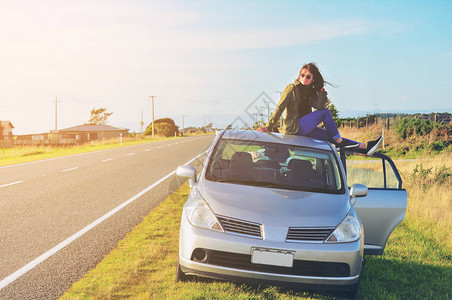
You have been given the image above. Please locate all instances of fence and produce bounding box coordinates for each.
[1,133,77,148]
[1,131,129,148]
[340,113,452,129]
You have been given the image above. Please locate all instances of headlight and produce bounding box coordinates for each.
[326,215,361,243]
[186,189,223,232]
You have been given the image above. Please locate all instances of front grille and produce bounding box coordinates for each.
[216,215,263,239]
[286,227,335,242]
[200,249,350,277]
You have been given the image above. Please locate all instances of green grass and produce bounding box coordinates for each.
[60,183,452,300]
[0,137,178,167]
[359,219,452,299]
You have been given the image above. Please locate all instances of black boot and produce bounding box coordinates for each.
[357,136,383,156]
[335,139,360,149]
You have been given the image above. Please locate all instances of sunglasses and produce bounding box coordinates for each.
[300,74,312,80]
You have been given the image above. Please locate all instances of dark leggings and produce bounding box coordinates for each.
[297,108,358,144]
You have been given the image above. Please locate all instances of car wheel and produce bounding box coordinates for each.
[175,259,189,282]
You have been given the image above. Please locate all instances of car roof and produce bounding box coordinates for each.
[219,130,334,151]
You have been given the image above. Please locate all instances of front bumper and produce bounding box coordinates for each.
[179,214,363,288]
[180,256,360,289]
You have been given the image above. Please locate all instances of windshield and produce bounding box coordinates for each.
[205,138,344,194]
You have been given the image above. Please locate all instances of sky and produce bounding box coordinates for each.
[1,0,451,134]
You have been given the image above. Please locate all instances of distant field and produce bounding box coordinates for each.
[60,152,452,299]
[0,136,178,167]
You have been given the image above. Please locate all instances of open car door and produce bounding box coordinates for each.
[345,152,407,255]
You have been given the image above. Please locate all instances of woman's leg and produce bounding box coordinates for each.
[306,127,359,145]
[300,126,331,141]
[298,109,360,145]
[298,109,341,141]
[297,109,383,154]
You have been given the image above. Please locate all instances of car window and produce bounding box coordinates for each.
[346,157,399,189]
[205,138,344,194]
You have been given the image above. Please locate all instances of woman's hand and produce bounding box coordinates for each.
[256,127,269,133]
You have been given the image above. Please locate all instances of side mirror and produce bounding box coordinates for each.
[349,183,368,206]
[176,165,197,188]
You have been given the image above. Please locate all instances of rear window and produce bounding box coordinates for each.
[205,139,344,194]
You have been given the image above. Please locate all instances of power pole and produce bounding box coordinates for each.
[149,96,156,137]
[260,105,266,125]
[140,110,144,135]
[53,96,61,131]
[276,91,283,127]
[264,100,270,123]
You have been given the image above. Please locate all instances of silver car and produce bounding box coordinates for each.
[176,130,407,297]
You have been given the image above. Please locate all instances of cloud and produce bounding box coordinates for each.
[0,0,378,66]
[0,1,376,52]
[140,19,375,51]
[0,1,383,134]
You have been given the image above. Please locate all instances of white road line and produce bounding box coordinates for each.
[128,153,135,156]
[62,167,79,172]
[145,149,151,152]
[0,181,24,188]
[0,137,201,170]
[157,146,162,149]
[0,150,207,291]
[102,158,113,162]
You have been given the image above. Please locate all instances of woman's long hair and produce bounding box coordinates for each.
[300,62,332,92]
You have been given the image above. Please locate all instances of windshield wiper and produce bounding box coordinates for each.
[214,178,252,184]
[212,178,339,193]
[214,178,284,188]
[247,181,285,188]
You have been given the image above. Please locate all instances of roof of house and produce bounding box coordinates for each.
[0,121,14,128]
[59,124,129,132]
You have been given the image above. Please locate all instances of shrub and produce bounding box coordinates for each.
[394,118,428,139]
[410,163,452,190]
[410,164,432,190]
[430,140,448,152]
[393,117,452,140]
[434,165,452,185]
[144,118,180,137]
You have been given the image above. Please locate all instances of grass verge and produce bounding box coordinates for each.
[60,180,451,299]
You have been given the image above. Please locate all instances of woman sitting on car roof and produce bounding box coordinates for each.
[256,62,382,156]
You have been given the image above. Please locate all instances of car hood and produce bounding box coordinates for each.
[199,179,350,229]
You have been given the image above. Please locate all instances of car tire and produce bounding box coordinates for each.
[175,259,189,282]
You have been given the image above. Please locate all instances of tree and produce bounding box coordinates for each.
[202,123,213,132]
[327,103,342,127]
[86,108,113,125]
[144,118,180,137]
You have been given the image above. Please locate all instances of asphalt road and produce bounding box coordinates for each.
[0,135,214,299]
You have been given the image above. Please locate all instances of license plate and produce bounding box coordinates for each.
[251,248,294,267]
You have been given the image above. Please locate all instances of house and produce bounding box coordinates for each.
[58,124,129,143]
[0,121,14,140]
